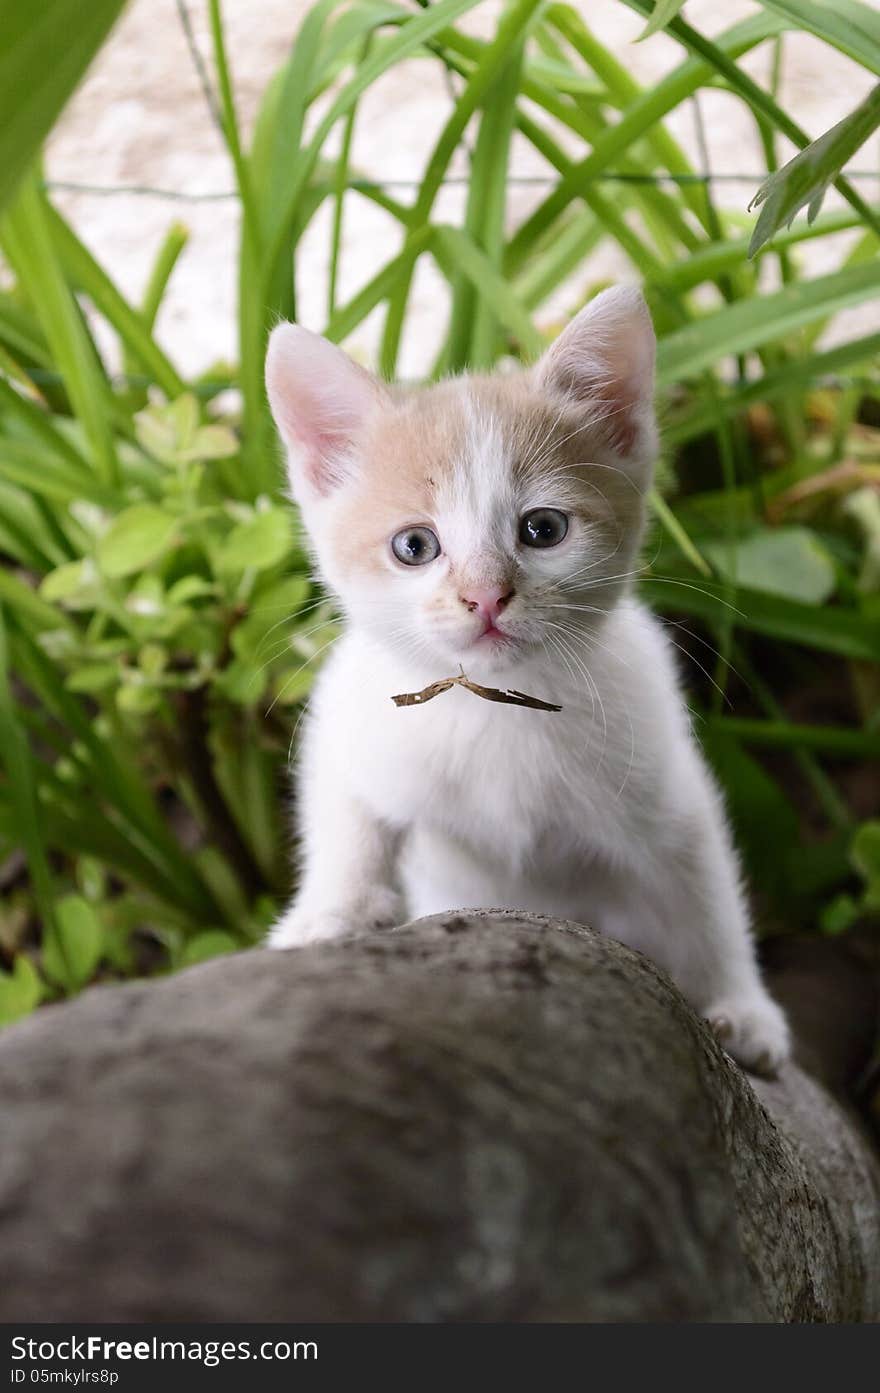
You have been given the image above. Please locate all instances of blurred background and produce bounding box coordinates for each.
[48,0,880,375]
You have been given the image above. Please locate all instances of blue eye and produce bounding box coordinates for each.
[519,508,568,548]
[391,526,441,566]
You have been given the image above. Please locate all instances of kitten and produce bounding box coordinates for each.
[263,287,790,1075]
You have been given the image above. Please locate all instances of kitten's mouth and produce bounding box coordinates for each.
[473,622,514,646]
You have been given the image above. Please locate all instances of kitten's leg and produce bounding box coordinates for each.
[676,846,789,1076]
[681,832,790,1077]
[604,805,790,1076]
[268,780,401,950]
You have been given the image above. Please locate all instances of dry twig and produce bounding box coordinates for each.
[392,669,561,712]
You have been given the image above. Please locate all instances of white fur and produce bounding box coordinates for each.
[265,290,790,1076]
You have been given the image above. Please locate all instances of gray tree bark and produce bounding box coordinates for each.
[0,912,877,1322]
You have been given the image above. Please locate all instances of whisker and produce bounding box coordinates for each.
[547,614,634,676]
[662,631,734,711]
[631,574,748,620]
[550,625,608,773]
[539,601,608,617]
[656,615,748,692]
[266,633,340,717]
[254,605,337,662]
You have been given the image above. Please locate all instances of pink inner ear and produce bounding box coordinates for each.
[271,388,357,496]
[265,324,380,497]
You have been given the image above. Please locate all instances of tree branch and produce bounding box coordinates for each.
[0,914,877,1321]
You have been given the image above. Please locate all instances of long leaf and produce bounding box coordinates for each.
[0,175,118,485]
[447,33,526,370]
[506,12,784,274]
[619,0,880,244]
[0,607,56,933]
[639,577,880,662]
[250,0,341,238]
[759,0,880,75]
[47,204,187,398]
[547,5,712,232]
[262,0,486,310]
[141,223,189,330]
[382,0,545,375]
[11,630,219,920]
[749,83,880,255]
[703,717,880,760]
[432,226,545,360]
[637,0,687,42]
[0,374,91,474]
[666,330,880,444]
[325,227,436,344]
[655,207,868,293]
[656,261,880,384]
[0,0,127,214]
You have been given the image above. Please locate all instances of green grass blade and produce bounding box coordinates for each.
[505,12,783,275]
[639,576,880,662]
[648,491,712,576]
[0,293,51,374]
[702,717,880,760]
[0,566,75,632]
[0,0,127,215]
[207,0,268,479]
[0,606,56,934]
[328,29,374,322]
[141,222,189,330]
[655,207,869,293]
[759,0,880,74]
[0,439,109,505]
[325,226,436,344]
[637,0,687,42]
[511,111,670,285]
[0,175,118,485]
[620,0,880,244]
[666,330,880,444]
[250,0,341,236]
[0,479,70,568]
[515,208,603,310]
[207,0,261,250]
[381,0,545,376]
[656,261,880,385]
[447,34,526,370]
[47,203,187,398]
[263,0,486,313]
[0,374,92,475]
[433,226,545,361]
[440,18,708,256]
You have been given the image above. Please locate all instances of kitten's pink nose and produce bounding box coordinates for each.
[459,586,515,624]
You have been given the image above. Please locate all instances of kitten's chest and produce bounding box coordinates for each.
[350,675,618,862]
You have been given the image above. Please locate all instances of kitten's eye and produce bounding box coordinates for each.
[391,526,441,566]
[519,508,569,548]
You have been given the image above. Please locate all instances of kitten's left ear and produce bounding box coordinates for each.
[265,323,386,501]
[534,286,656,462]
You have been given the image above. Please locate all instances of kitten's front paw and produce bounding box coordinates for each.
[267,887,402,950]
[705,990,791,1077]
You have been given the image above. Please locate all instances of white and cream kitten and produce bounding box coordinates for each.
[264,287,790,1075]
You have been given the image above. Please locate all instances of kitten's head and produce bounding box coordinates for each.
[266,287,656,676]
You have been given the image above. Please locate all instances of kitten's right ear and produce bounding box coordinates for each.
[265,324,384,500]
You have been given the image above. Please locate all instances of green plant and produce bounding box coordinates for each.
[1,0,878,1024]
[0,0,129,212]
